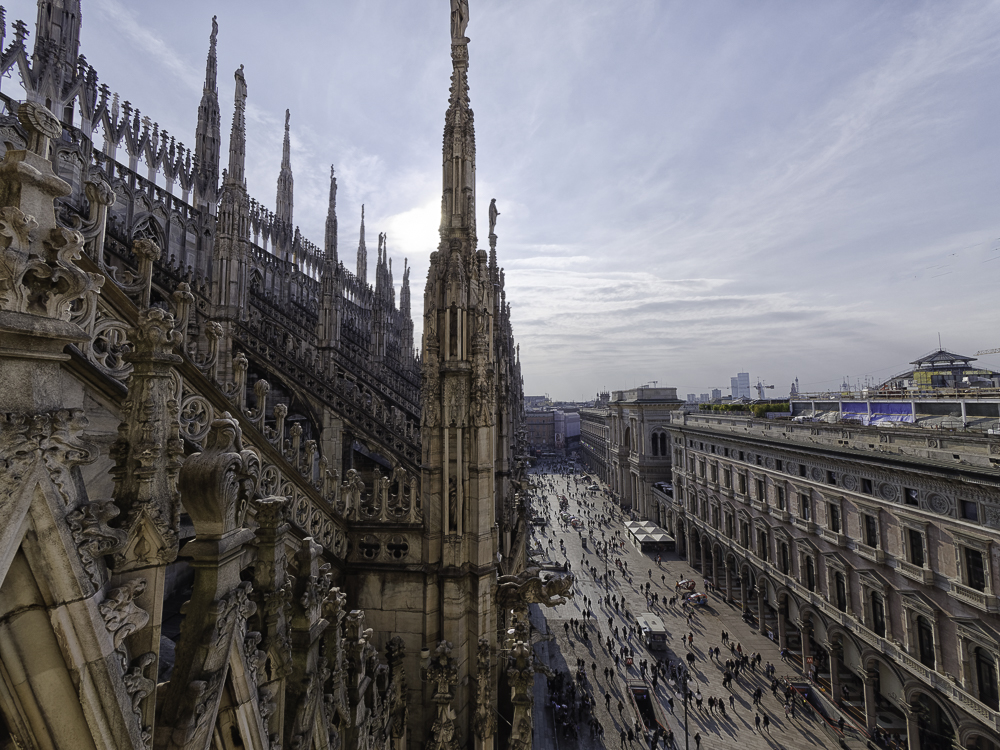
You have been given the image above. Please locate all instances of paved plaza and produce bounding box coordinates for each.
[528,463,848,750]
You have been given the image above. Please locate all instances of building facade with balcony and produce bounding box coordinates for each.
[580,404,611,482]
[665,409,1000,750]
[608,387,684,523]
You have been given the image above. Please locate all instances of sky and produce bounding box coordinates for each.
[7,0,1000,400]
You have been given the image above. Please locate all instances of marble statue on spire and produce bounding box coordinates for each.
[450,0,469,40]
[488,198,499,235]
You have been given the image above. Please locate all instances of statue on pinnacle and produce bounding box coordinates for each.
[451,0,469,41]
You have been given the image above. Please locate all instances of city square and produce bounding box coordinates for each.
[528,463,846,750]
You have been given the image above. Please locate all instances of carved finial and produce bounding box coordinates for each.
[17,101,63,158]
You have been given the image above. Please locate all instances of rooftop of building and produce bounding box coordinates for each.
[611,386,683,403]
[669,410,1000,477]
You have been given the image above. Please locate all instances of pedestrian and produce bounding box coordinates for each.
[618,700,625,718]
[755,713,761,733]
[605,692,612,710]
[763,714,770,733]
[694,732,701,750]
[620,728,628,750]
[729,694,735,711]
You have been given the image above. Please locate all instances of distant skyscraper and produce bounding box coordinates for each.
[687,394,697,403]
[731,372,751,399]
[700,393,710,403]
[711,388,722,400]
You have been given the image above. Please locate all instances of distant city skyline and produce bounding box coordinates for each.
[11,0,1000,398]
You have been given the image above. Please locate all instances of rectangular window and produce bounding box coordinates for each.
[780,543,789,574]
[861,478,873,494]
[871,594,886,637]
[710,464,718,482]
[800,493,811,521]
[776,486,786,510]
[961,501,979,521]
[725,514,735,538]
[723,469,732,488]
[966,548,986,592]
[756,455,763,466]
[799,464,807,478]
[698,461,705,478]
[806,557,816,591]
[755,479,766,503]
[826,471,837,486]
[776,459,784,471]
[738,473,747,495]
[864,514,879,548]
[829,504,841,533]
[739,451,745,461]
[904,488,919,507]
[908,528,925,567]
[740,522,750,548]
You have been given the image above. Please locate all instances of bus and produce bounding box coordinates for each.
[636,613,668,651]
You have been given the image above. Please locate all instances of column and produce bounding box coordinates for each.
[800,623,812,676]
[862,670,878,733]
[777,600,788,650]
[700,540,708,575]
[757,587,767,636]
[904,704,920,750]
[829,644,842,702]
[740,575,748,613]
[712,551,721,590]
[725,563,733,602]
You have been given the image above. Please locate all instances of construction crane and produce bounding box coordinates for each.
[755,379,775,400]
[976,347,1000,356]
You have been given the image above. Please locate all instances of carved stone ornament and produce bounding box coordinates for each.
[0,204,103,322]
[473,636,496,740]
[66,499,129,587]
[99,578,149,652]
[497,566,575,608]
[0,409,96,505]
[178,413,261,538]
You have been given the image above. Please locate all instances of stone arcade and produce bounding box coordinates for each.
[0,2,565,749]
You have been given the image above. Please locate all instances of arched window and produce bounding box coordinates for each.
[916,616,935,669]
[651,433,659,456]
[871,593,886,637]
[976,648,999,710]
[659,433,667,456]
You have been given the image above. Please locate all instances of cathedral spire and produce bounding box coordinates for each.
[356,205,367,282]
[32,0,82,76]
[438,1,476,247]
[194,16,221,207]
[400,258,410,318]
[227,65,247,186]
[325,165,338,263]
[275,109,294,227]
